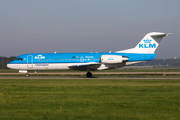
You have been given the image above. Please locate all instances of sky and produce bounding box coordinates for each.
[0,0,180,59]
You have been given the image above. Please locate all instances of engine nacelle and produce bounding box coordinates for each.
[101,55,128,64]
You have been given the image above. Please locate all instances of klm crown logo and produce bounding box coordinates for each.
[139,38,156,48]
[143,39,151,44]
[35,55,45,59]
[108,57,114,60]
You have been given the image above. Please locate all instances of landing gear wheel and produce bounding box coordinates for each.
[86,72,92,78]
[25,74,29,77]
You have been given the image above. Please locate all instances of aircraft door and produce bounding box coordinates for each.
[27,55,33,68]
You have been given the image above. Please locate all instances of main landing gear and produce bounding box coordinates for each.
[86,71,92,78]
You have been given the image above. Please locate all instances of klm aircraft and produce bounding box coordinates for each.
[7,32,170,77]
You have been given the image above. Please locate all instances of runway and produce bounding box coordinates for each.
[1,72,180,79]
[1,72,180,75]
[0,77,180,79]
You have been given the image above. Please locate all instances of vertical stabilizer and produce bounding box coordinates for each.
[116,32,171,53]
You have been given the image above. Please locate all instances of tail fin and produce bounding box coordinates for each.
[116,32,171,53]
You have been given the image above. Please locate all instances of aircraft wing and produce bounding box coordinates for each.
[68,62,101,71]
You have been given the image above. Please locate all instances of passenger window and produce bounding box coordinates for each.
[49,59,51,61]
[46,59,48,61]
[77,59,79,61]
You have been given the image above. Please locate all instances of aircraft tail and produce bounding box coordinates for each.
[116,32,171,53]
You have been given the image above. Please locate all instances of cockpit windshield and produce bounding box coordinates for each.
[16,58,23,61]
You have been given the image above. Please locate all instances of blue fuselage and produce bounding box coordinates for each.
[9,52,156,65]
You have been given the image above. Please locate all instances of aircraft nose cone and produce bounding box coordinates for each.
[7,64,12,69]
[7,64,16,69]
[7,63,20,70]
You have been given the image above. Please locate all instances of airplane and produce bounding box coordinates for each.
[7,32,171,77]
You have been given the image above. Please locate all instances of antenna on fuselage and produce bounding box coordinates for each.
[54,51,57,54]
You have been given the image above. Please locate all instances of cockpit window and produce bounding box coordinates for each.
[17,58,23,61]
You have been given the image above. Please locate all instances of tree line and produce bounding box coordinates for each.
[135,58,180,66]
[0,56,17,69]
[0,56,180,69]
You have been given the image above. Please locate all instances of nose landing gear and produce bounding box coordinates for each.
[25,73,29,77]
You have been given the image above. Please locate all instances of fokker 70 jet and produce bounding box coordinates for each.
[7,32,170,77]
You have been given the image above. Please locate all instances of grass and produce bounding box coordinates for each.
[0,79,180,120]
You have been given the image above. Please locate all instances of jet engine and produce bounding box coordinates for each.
[101,55,128,64]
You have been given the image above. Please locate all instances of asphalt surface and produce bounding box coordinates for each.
[1,72,180,75]
[1,72,180,79]
[0,77,180,79]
